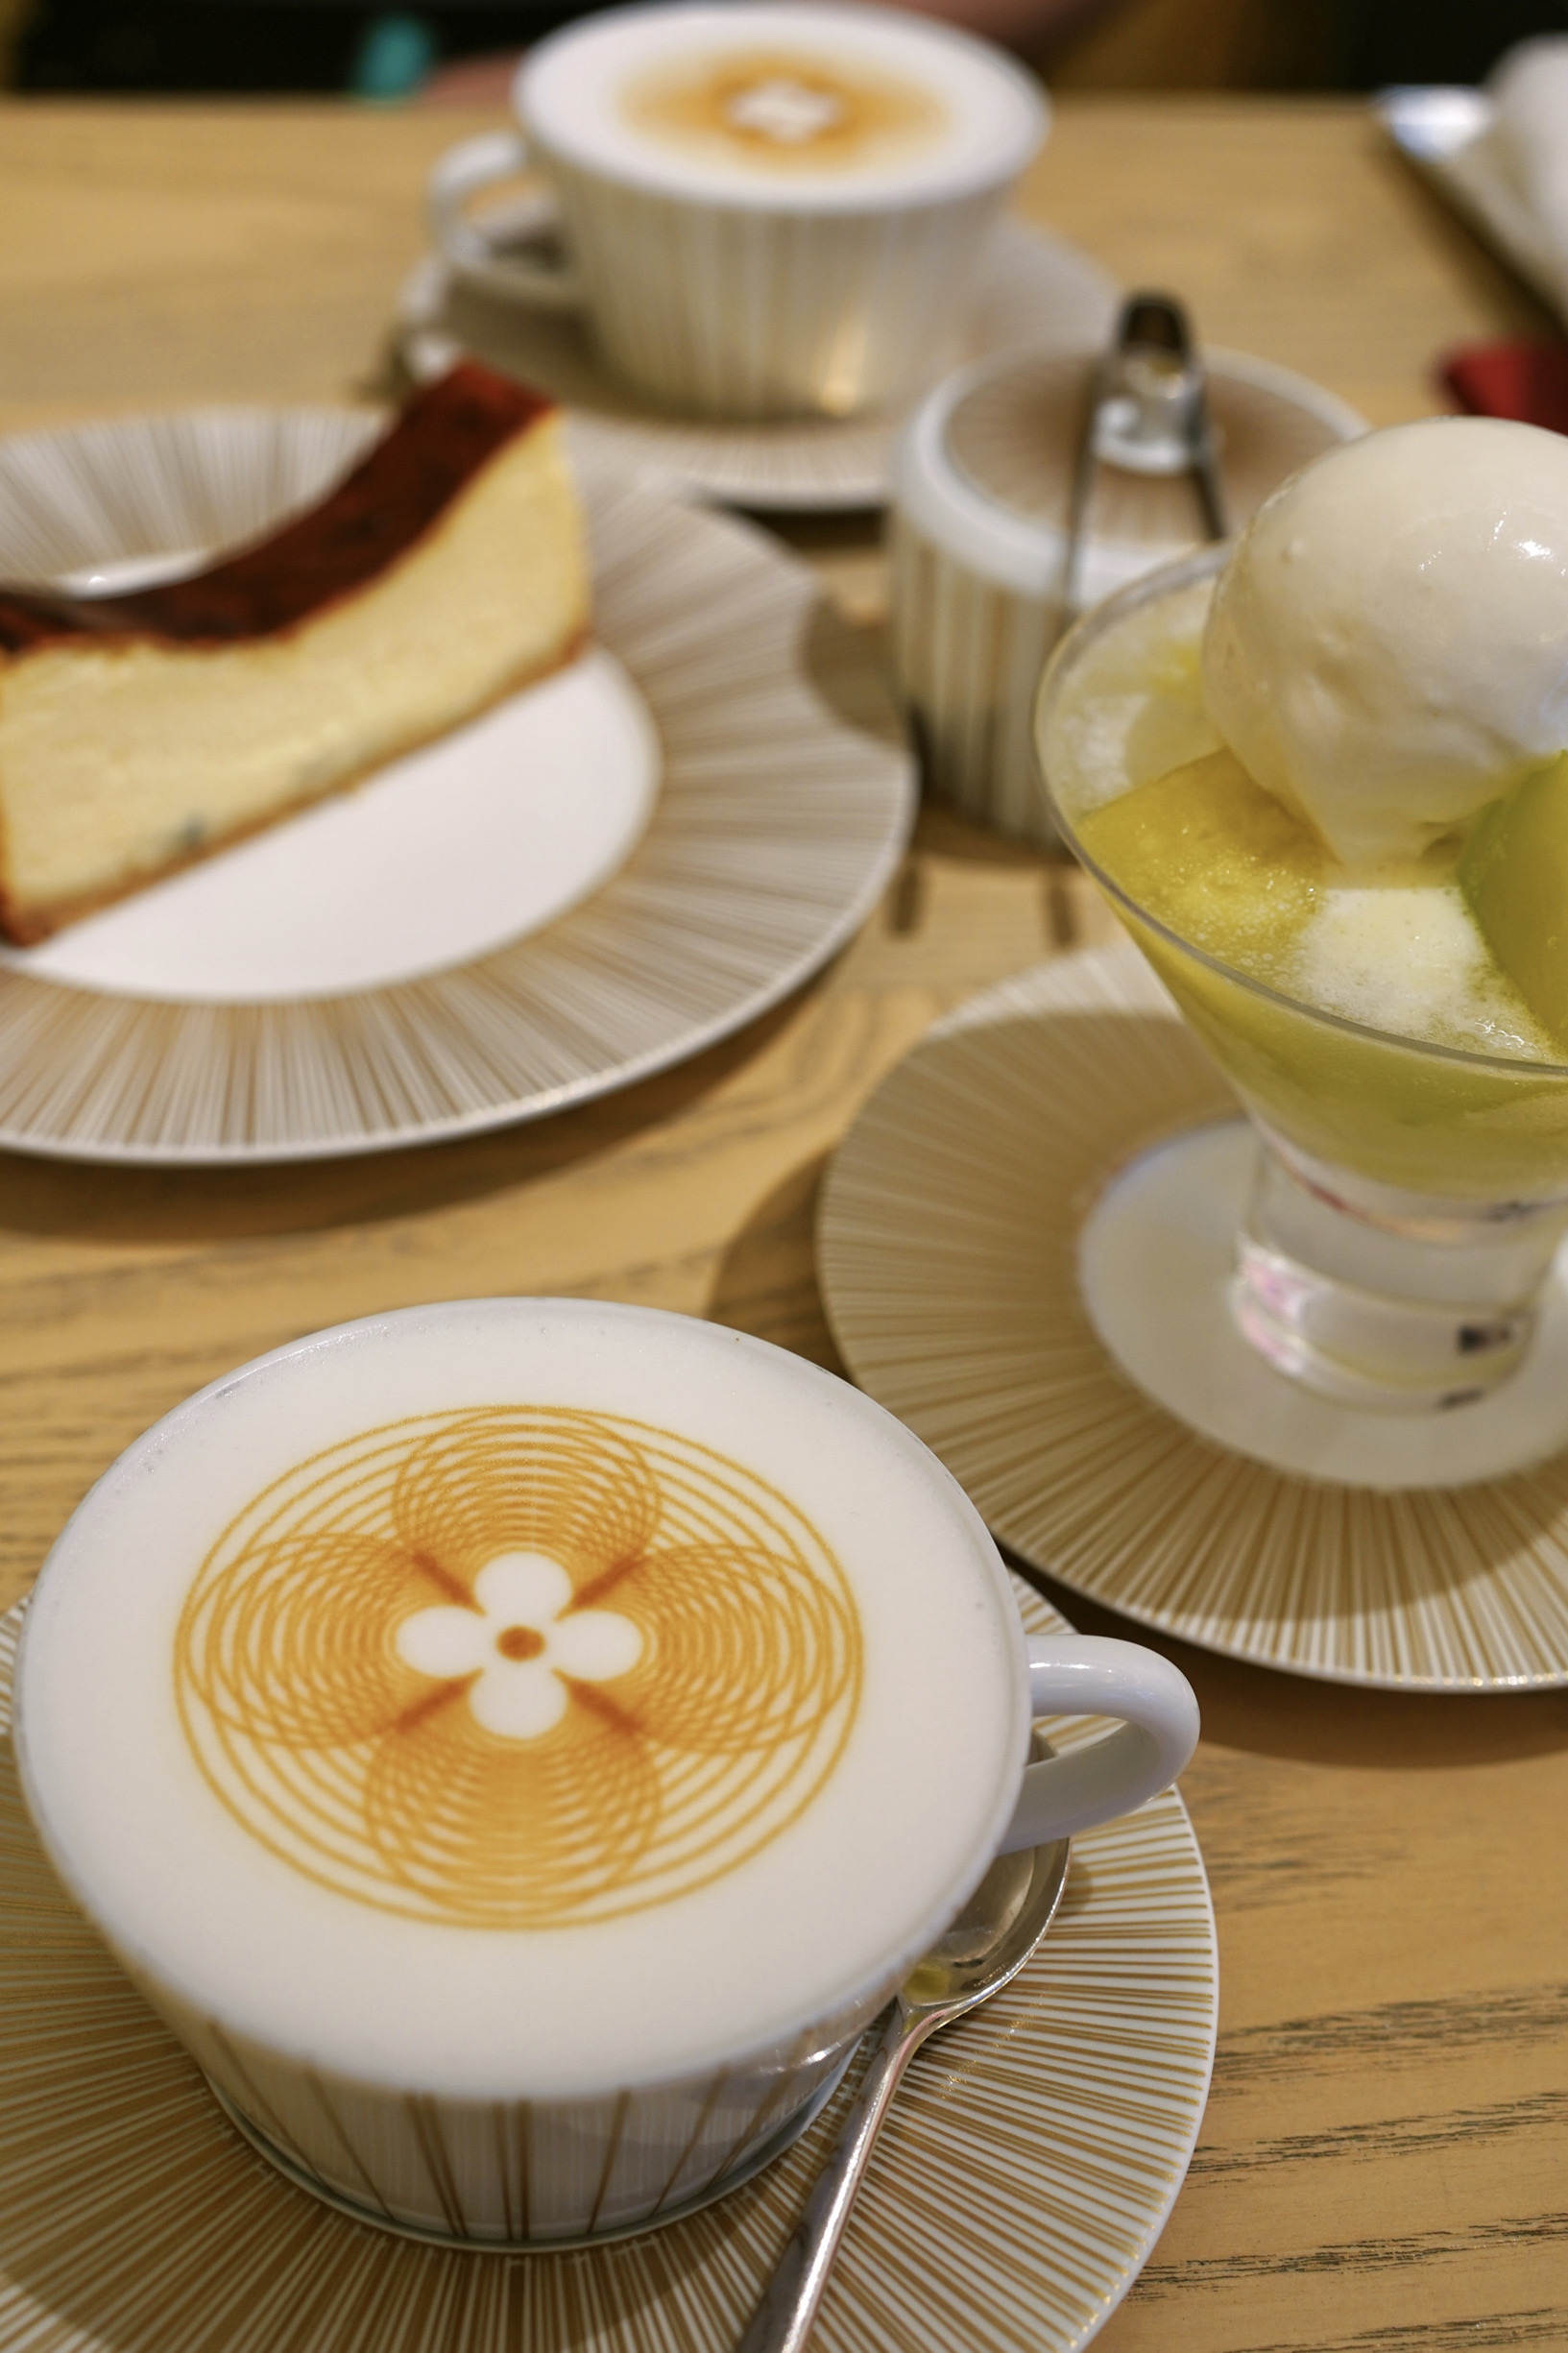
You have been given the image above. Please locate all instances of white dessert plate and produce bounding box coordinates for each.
[817,943,1568,1691]
[0,1583,1217,2353]
[1375,85,1568,324]
[397,214,1119,511]
[6,647,660,1002]
[0,407,912,1162]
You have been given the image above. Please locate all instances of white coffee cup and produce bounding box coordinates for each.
[427,1,1048,419]
[16,1298,1195,2245]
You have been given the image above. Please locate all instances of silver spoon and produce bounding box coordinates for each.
[736,1822,1072,2353]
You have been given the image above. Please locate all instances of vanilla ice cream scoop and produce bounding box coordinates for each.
[1202,417,1568,865]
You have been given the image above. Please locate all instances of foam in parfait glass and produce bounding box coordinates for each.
[1037,416,1568,1416]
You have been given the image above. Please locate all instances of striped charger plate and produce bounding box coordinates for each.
[0,1585,1216,2353]
[0,407,912,1165]
[816,944,1568,1691]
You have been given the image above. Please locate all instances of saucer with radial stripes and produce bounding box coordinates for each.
[817,943,1568,1690]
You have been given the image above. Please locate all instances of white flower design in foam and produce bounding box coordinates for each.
[395,1552,643,1741]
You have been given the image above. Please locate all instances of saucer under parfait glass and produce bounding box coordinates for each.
[1036,544,1568,1429]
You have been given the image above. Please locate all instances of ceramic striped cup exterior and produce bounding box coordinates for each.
[540,159,1001,419]
[890,502,1062,840]
[135,1964,877,2244]
[888,355,1156,848]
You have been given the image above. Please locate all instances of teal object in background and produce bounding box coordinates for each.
[350,13,438,99]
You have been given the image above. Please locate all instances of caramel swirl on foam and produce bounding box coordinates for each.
[620,50,947,174]
[175,1408,862,1929]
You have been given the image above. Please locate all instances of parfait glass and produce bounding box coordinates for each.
[1035,545,1568,1422]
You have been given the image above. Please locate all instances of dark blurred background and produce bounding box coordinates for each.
[0,0,1561,101]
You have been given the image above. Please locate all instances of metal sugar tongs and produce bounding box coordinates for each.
[1059,291,1228,632]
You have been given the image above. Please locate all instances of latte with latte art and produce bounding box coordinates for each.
[14,1298,1193,2245]
[16,1300,1024,2105]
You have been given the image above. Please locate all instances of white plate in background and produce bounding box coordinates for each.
[1376,85,1568,323]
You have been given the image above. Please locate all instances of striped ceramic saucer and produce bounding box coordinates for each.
[817,944,1568,1691]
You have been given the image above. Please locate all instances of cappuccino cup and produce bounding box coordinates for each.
[426,1,1048,419]
[16,1299,1195,2246]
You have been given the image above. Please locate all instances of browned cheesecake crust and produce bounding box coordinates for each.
[0,364,556,656]
[0,362,591,945]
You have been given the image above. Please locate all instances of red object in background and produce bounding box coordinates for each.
[418,50,521,104]
[1442,342,1568,434]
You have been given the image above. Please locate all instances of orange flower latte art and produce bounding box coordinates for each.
[175,1408,863,1928]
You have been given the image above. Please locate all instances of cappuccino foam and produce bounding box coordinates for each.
[519,3,1046,208]
[18,1302,1025,2101]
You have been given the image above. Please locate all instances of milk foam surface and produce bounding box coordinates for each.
[17,1302,1025,2100]
[519,3,1045,207]
[1289,884,1554,1058]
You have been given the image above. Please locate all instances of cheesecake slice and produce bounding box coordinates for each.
[0,363,591,945]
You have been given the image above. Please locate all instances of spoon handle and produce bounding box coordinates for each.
[736,2004,930,2353]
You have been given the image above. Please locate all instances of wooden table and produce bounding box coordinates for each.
[1,94,1565,2350]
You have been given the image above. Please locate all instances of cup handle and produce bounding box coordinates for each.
[426,131,584,310]
[996,1636,1199,1853]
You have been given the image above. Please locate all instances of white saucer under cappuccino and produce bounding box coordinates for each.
[16,1300,1194,2243]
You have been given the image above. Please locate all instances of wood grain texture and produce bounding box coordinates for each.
[0,94,1564,2352]
[1025,100,1560,429]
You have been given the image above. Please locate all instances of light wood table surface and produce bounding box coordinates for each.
[1,93,1565,2351]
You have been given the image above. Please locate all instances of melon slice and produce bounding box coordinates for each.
[1073,746,1325,976]
[1459,754,1568,1050]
